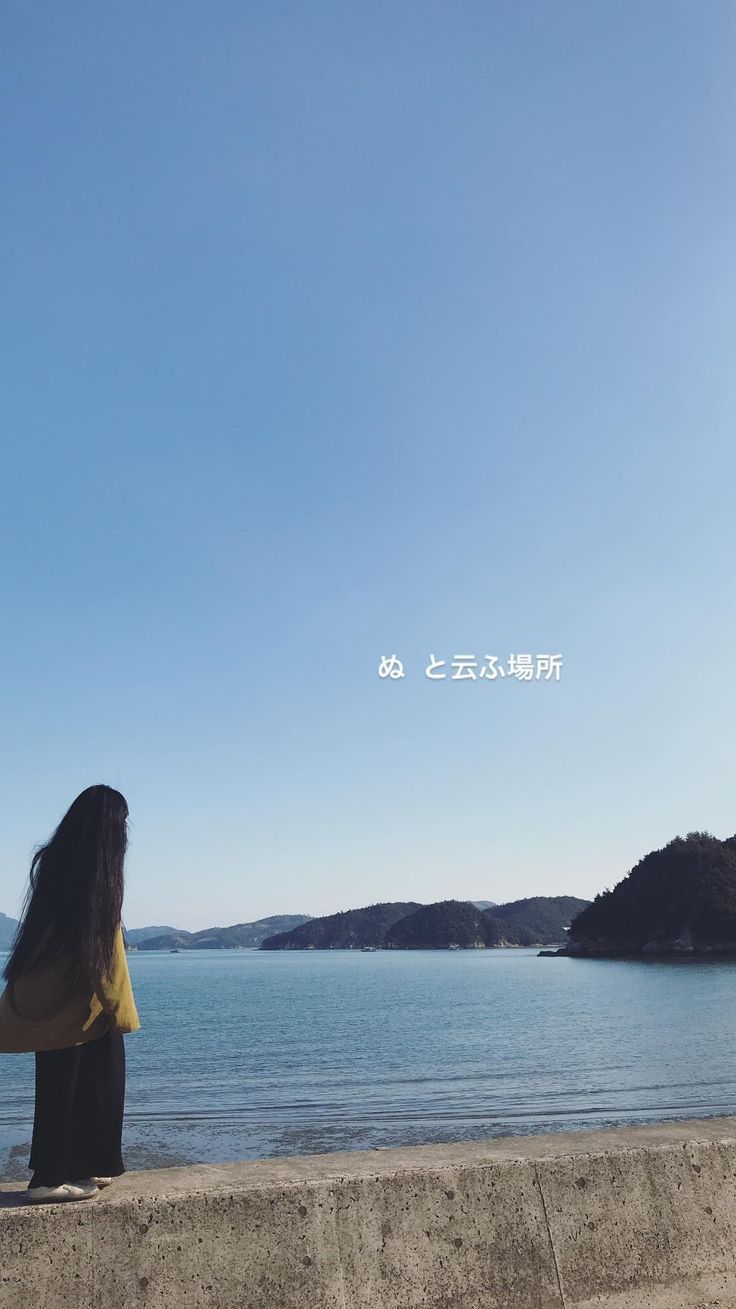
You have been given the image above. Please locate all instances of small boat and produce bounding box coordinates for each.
[169,948,181,954]
[448,943,461,951]
[361,945,378,953]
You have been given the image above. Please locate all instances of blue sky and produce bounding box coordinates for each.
[2,2,736,930]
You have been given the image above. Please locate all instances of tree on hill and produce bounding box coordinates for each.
[188,916,312,949]
[484,913,536,946]
[260,903,422,950]
[137,931,196,951]
[260,895,594,950]
[385,900,533,949]
[126,925,192,946]
[138,915,312,951]
[567,832,736,955]
[489,896,590,942]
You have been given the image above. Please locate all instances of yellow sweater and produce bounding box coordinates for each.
[0,922,140,1053]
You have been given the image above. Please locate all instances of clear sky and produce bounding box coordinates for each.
[2,2,736,931]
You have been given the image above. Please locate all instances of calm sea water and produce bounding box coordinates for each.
[3,947,736,1181]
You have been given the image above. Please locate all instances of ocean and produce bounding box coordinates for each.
[3,946,736,1181]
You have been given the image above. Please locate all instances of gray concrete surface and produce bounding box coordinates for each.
[3,1117,736,1307]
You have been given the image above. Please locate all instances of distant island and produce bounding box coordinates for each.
[8,830,736,958]
[134,915,312,951]
[0,912,17,951]
[125,925,184,946]
[384,901,520,949]
[546,831,736,957]
[0,900,591,954]
[260,896,589,950]
[261,903,423,950]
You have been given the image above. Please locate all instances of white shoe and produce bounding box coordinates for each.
[27,1180,99,1203]
[86,1176,114,1187]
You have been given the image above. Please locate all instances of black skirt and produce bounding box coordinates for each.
[28,1028,126,1187]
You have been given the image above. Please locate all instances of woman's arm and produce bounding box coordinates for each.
[91,924,141,1034]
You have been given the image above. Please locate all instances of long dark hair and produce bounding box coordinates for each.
[2,785,129,988]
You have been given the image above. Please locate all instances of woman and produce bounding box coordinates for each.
[0,785,140,1203]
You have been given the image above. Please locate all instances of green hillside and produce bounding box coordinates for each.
[490,896,590,943]
[126,925,192,946]
[261,895,584,949]
[260,903,422,950]
[385,900,532,949]
[566,832,736,955]
[138,914,312,950]
[1,894,590,955]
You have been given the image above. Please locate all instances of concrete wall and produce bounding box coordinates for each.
[4,1117,736,1308]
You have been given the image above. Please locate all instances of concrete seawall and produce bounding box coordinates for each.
[4,1117,736,1308]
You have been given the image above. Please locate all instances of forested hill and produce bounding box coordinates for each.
[490,897,590,942]
[384,900,531,949]
[260,903,422,950]
[261,895,591,949]
[565,832,736,956]
[1,895,590,954]
[137,915,311,950]
[126,925,191,946]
